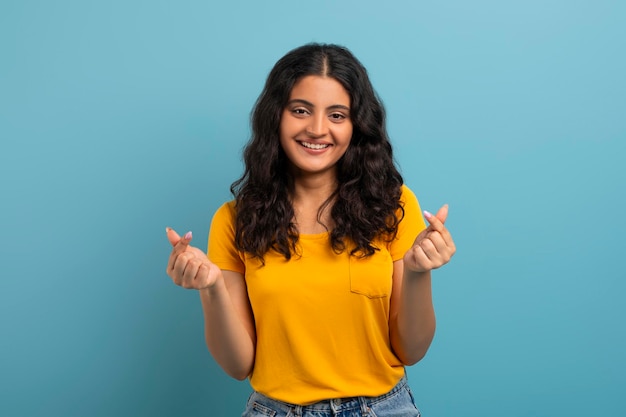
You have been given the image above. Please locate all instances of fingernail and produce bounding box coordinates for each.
[165,227,172,233]
[184,231,192,240]
[423,210,433,219]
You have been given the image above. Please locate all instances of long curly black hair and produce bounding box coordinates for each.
[230,43,404,261]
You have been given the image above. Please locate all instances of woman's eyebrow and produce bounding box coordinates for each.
[287,99,350,111]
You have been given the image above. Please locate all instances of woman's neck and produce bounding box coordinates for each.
[290,172,337,234]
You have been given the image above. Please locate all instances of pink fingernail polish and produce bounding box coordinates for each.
[423,210,432,219]
[184,231,192,240]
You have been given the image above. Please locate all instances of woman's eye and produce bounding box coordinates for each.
[292,108,308,115]
[329,113,346,121]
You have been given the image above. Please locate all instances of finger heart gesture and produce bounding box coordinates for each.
[165,227,220,290]
[404,204,456,273]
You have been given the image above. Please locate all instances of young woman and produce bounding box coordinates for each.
[166,43,455,417]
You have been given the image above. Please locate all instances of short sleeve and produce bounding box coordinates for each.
[207,201,246,274]
[389,185,427,261]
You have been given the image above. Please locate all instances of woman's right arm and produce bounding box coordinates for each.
[166,228,256,380]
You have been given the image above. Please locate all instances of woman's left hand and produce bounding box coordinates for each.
[403,204,456,273]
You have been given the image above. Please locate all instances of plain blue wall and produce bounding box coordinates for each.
[1,1,624,416]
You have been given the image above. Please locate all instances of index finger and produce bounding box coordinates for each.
[434,204,448,223]
[167,230,193,271]
[166,227,181,246]
[166,228,193,246]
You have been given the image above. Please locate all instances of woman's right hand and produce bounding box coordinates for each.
[166,227,221,290]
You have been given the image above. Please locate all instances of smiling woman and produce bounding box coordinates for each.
[279,76,353,189]
[164,43,456,416]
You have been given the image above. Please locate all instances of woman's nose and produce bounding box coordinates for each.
[305,115,328,137]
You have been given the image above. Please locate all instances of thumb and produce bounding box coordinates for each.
[422,204,449,232]
[166,227,193,247]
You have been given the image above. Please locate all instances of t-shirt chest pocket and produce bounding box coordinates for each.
[348,250,393,298]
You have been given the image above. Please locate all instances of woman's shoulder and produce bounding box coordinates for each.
[220,199,237,212]
[211,200,237,226]
[398,184,424,223]
[400,184,419,205]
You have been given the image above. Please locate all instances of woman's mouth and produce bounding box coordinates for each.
[299,141,331,150]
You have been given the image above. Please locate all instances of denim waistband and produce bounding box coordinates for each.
[247,375,409,414]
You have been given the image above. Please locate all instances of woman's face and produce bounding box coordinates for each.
[279,75,353,179]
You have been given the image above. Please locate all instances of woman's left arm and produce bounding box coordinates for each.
[389,205,456,365]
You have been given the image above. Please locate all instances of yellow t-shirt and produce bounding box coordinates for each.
[208,185,425,405]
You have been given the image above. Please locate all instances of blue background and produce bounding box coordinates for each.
[1,1,624,416]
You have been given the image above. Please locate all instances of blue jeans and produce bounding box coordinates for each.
[241,376,421,417]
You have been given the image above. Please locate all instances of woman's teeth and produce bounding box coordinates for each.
[301,142,330,150]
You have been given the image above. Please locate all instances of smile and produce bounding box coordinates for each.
[299,141,331,150]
